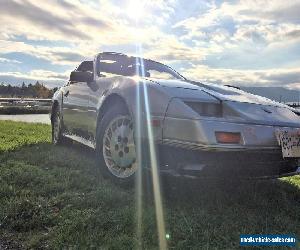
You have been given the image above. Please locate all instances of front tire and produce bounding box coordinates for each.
[51,108,63,145]
[96,105,137,186]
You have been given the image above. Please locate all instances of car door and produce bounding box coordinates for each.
[63,61,92,139]
[86,70,114,141]
[87,54,125,142]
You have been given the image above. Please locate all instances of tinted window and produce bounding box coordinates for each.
[97,54,184,80]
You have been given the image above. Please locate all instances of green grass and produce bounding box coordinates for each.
[0,121,51,152]
[0,120,299,249]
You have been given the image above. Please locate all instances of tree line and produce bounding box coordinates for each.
[0,81,58,98]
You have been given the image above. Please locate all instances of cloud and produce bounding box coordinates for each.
[0,0,112,40]
[0,57,21,64]
[0,40,90,66]
[0,0,300,90]
[173,3,220,32]
[259,69,300,87]
[233,23,300,46]
[143,35,208,62]
[0,0,173,46]
[0,70,69,87]
[0,0,181,65]
[183,65,300,89]
[0,0,94,40]
[174,0,300,51]
[223,0,300,23]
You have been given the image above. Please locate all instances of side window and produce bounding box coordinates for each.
[77,61,93,73]
[98,58,122,77]
[97,54,134,77]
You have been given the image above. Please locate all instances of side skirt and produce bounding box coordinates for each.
[63,133,96,149]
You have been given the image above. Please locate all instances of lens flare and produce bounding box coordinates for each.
[135,54,143,249]
[134,45,167,250]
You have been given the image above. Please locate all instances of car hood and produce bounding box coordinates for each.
[150,78,288,108]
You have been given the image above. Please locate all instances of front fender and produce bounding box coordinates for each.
[97,79,174,142]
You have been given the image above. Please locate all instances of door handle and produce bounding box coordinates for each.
[64,90,70,97]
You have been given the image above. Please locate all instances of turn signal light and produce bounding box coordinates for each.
[215,132,241,144]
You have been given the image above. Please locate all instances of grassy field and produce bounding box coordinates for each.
[0,120,299,249]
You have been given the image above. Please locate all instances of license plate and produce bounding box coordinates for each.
[275,129,300,157]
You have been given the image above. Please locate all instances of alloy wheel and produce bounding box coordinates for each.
[102,115,137,178]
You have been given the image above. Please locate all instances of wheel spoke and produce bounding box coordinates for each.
[102,115,137,178]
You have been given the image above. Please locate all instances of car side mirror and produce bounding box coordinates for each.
[70,71,93,83]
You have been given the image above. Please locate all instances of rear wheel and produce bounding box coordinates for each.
[96,105,137,185]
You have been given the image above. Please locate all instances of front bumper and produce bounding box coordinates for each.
[157,145,300,179]
[163,116,296,151]
[147,107,300,178]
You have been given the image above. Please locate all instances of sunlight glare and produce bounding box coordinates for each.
[134,46,167,249]
[127,0,145,20]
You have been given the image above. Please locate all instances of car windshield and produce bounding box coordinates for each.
[97,54,184,80]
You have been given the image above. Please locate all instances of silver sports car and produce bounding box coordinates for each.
[51,52,300,184]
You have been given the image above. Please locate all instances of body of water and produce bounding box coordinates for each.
[0,114,51,124]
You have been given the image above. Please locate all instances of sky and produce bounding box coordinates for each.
[0,0,300,89]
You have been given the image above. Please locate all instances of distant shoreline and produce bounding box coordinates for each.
[0,106,50,115]
[0,97,51,115]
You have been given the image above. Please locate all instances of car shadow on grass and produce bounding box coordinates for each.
[0,142,299,249]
